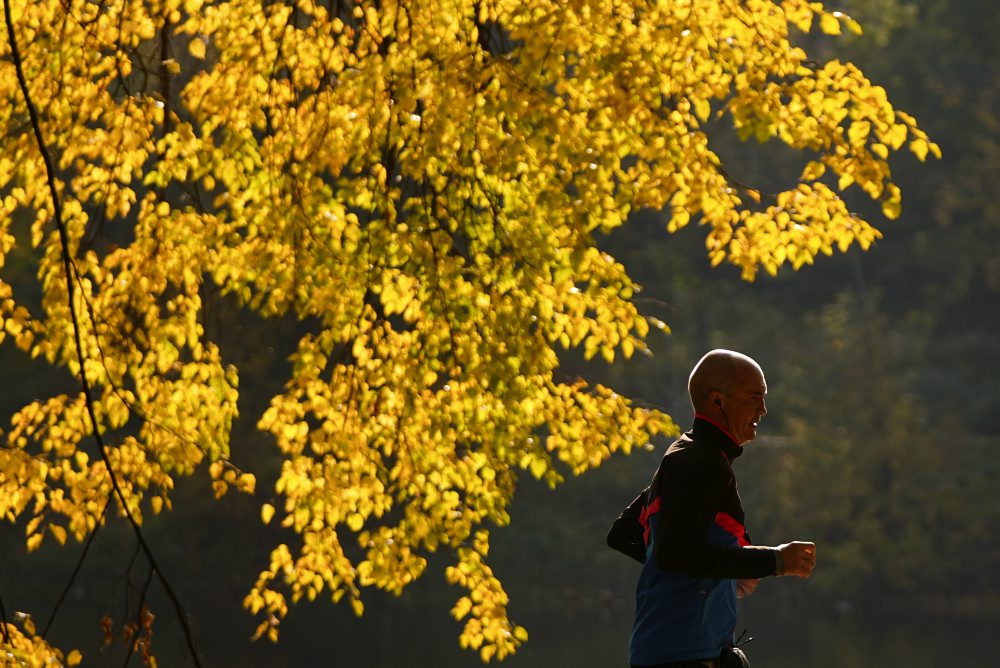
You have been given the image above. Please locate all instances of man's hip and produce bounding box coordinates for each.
[632,646,749,668]
[631,659,719,668]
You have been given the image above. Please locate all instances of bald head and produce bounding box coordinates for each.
[688,349,764,414]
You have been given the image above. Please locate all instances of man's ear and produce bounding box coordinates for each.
[708,389,724,409]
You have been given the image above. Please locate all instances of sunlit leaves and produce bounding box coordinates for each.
[0,0,931,662]
[0,612,80,667]
[446,534,528,663]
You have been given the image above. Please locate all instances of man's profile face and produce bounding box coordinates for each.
[722,364,768,446]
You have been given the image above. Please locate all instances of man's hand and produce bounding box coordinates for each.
[736,578,760,598]
[777,541,816,578]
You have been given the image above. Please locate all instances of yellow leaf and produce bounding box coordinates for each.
[451,596,473,620]
[67,650,83,666]
[882,199,901,220]
[189,37,207,60]
[882,184,902,219]
[49,524,67,545]
[237,473,257,493]
[27,532,43,552]
[261,503,275,524]
[819,13,841,35]
[885,124,908,150]
[668,209,690,232]
[848,121,871,146]
[350,598,364,616]
[26,514,43,537]
[801,160,826,181]
[693,97,711,122]
[621,337,634,359]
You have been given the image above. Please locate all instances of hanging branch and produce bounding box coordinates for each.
[41,496,113,638]
[1,1,202,665]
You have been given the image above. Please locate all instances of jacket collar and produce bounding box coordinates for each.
[692,414,743,463]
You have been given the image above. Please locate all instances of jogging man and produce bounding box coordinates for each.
[608,349,816,667]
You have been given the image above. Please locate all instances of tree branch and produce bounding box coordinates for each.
[1,2,202,664]
[41,495,112,638]
[0,589,10,645]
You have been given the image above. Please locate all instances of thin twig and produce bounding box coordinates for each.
[41,496,113,638]
[121,564,155,668]
[0,589,10,645]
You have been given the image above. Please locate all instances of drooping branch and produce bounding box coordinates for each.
[41,496,112,638]
[0,1,202,664]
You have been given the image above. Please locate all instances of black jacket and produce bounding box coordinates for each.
[607,416,777,578]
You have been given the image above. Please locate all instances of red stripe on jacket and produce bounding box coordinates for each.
[714,511,750,546]
[639,496,661,546]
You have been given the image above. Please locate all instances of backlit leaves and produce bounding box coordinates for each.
[1,0,931,662]
[0,613,80,667]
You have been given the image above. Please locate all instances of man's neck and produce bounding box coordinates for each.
[694,412,741,447]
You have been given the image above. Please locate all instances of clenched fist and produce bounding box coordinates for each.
[777,541,816,578]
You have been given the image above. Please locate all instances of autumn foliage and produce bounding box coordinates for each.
[0,0,934,663]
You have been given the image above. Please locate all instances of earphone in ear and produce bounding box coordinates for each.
[714,398,723,407]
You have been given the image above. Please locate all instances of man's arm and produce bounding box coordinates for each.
[653,459,778,579]
[607,490,647,564]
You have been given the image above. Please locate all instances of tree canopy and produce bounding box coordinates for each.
[0,0,934,663]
